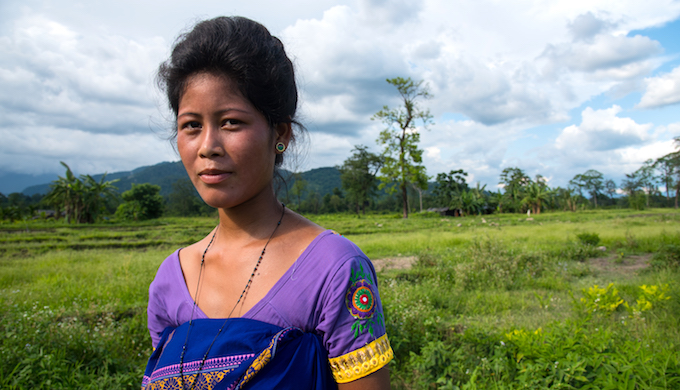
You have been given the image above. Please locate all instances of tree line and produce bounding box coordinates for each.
[324,77,680,218]
[2,77,679,222]
[0,162,212,223]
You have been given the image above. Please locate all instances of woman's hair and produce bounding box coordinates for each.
[157,16,300,166]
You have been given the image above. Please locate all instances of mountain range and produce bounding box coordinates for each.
[5,161,342,198]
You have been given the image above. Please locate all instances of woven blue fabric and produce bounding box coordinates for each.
[142,318,336,390]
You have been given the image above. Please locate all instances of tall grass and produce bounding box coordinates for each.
[1,209,679,388]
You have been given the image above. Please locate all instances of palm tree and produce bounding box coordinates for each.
[45,162,82,222]
[452,189,484,216]
[557,188,579,212]
[81,173,119,223]
[45,162,119,223]
[522,182,552,214]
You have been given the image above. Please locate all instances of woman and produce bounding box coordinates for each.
[142,16,392,390]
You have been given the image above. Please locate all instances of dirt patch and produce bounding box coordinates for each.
[372,256,417,272]
[589,254,652,277]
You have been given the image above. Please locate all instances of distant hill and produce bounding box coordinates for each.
[277,167,342,197]
[21,162,343,199]
[23,161,189,197]
[0,172,59,195]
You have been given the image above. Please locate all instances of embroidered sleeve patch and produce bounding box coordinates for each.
[345,262,385,338]
[346,279,376,319]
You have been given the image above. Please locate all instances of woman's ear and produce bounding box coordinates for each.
[274,121,293,145]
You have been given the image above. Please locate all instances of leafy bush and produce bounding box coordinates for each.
[579,283,624,314]
[625,284,671,317]
[650,244,680,270]
[562,242,601,261]
[576,232,600,246]
[115,184,164,221]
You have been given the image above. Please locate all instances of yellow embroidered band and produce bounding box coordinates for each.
[328,334,394,383]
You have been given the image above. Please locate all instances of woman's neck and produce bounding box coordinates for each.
[215,190,285,242]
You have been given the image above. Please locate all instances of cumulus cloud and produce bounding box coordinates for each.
[532,108,674,183]
[0,125,176,175]
[541,18,661,77]
[637,66,680,108]
[1,0,680,186]
[555,105,652,151]
[417,118,523,187]
[0,15,167,135]
[568,12,613,42]
[285,3,671,133]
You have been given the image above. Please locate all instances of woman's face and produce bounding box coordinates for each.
[176,72,288,209]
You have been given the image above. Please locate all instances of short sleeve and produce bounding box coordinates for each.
[147,276,170,349]
[146,250,200,349]
[316,256,394,383]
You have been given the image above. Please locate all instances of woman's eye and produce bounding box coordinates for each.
[223,119,241,127]
[181,121,201,130]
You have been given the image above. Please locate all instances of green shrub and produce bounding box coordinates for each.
[562,242,601,261]
[651,244,680,270]
[576,232,600,246]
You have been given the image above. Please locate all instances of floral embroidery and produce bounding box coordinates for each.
[345,262,385,338]
[346,280,376,319]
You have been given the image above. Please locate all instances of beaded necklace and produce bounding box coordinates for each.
[179,203,286,390]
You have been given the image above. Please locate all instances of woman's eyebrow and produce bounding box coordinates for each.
[178,108,251,118]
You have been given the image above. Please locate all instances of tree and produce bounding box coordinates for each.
[433,169,469,208]
[451,189,484,216]
[289,173,308,211]
[166,178,207,216]
[81,173,119,223]
[664,137,680,208]
[522,182,552,214]
[44,162,119,223]
[605,179,617,203]
[44,162,82,222]
[324,187,346,213]
[570,169,604,208]
[633,160,658,208]
[654,154,676,206]
[373,77,433,218]
[115,183,164,221]
[555,187,579,211]
[338,145,383,215]
[499,167,530,212]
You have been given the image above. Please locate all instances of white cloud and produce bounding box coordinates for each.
[542,34,660,74]
[555,105,652,151]
[617,139,675,168]
[637,66,680,108]
[532,113,675,184]
[417,118,523,187]
[1,0,680,185]
[0,15,167,135]
[568,12,613,41]
[425,146,441,160]
[0,126,176,175]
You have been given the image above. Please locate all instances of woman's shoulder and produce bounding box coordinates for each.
[303,228,366,259]
[297,229,375,287]
[150,249,184,294]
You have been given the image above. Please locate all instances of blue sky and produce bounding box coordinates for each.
[0,0,679,193]
[503,18,680,187]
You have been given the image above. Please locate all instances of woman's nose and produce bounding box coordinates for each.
[198,125,225,158]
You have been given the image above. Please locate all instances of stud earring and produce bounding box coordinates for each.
[275,142,286,153]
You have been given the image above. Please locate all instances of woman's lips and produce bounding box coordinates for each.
[198,170,231,184]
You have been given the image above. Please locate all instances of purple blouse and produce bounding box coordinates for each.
[147,230,393,383]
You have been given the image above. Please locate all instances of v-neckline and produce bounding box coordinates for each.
[176,229,332,320]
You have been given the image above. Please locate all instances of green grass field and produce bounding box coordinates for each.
[1,209,679,389]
